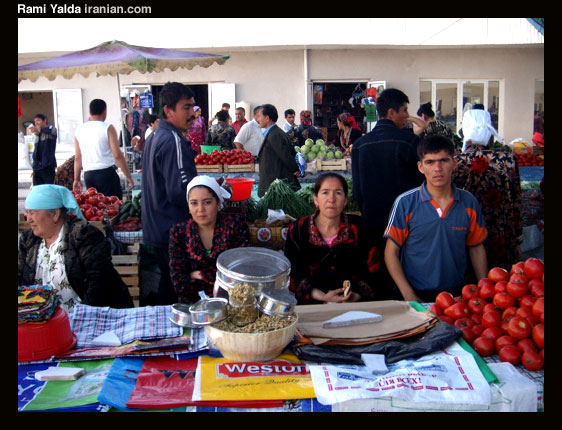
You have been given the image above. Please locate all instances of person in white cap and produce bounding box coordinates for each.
[168,176,250,304]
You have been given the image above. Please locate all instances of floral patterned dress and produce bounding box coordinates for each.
[34,226,81,313]
[453,146,523,270]
[168,212,250,304]
[188,117,207,154]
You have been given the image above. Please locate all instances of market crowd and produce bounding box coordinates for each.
[19,82,526,312]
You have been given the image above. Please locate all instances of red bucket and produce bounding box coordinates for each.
[18,306,77,362]
[225,178,255,202]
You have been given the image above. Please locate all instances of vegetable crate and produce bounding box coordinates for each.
[316,159,347,171]
[223,163,256,173]
[111,243,140,307]
[196,164,223,173]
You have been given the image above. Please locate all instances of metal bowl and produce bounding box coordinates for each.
[189,297,229,326]
[170,303,198,328]
[256,287,297,318]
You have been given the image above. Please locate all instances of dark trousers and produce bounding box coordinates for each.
[84,166,123,199]
[32,168,55,186]
[371,225,395,301]
[153,245,179,305]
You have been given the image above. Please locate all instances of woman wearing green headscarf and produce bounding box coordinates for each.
[18,185,134,312]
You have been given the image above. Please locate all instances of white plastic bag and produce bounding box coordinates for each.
[265,209,296,225]
[18,141,32,170]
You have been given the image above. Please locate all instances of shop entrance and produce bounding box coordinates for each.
[150,84,209,122]
[312,82,367,143]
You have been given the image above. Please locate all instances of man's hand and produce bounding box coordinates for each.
[125,175,135,190]
[72,180,82,194]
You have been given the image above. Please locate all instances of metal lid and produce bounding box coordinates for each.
[216,247,291,284]
[257,287,297,318]
[170,303,197,328]
[189,298,228,326]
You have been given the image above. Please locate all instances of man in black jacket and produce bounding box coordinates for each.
[256,104,302,197]
[351,88,424,300]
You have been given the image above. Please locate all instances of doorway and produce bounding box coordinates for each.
[150,84,209,123]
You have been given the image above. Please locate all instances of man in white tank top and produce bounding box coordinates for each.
[73,99,134,199]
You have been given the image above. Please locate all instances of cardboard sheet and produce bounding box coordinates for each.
[295,301,435,345]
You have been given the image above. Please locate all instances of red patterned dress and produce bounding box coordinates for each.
[283,213,381,304]
[169,212,250,304]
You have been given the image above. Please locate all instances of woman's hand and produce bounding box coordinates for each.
[190,270,203,280]
[312,288,360,303]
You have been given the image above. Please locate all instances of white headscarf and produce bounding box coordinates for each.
[186,176,231,208]
[461,109,502,151]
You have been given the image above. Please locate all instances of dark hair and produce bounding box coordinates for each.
[472,103,485,110]
[260,104,278,122]
[89,99,107,116]
[313,172,348,197]
[417,135,455,160]
[417,102,435,118]
[236,106,245,114]
[34,113,47,122]
[376,88,409,118]
[148,114,159,126]
[221,103,231,109]
[188,185,220,204]
[253,105,262,115]
[284,109,295,117]
[159,82,195,119]
[216,110,230,122]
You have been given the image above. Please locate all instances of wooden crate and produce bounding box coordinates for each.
[316,159,347,171]
[112,243,140,307]
[223,163,255,173]
[196,164,223,173]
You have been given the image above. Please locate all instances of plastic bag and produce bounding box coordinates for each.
[265,209,296,225]
[292,319,461,365]
[18,140,32,170]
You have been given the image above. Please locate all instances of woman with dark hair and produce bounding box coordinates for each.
[336,112,363,151]
[205,110,236,150]
[168,176,250,304]
[18,185,134,312]
[284,172,381,304]
[416,102,461,148]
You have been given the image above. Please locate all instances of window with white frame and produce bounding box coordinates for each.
[420,80,500,134]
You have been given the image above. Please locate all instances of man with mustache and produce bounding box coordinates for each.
[141,82,198,305]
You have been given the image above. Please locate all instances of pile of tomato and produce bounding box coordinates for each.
[515,151,544,166]
[429,257,544,371]
[195,149,255,166]
[73,187,123,221]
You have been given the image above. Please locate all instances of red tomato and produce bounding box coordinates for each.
[479,284,496,302]
[509,273,529,284]
[87,196,99,206]
[454,318,474,329]
[498,345,521,365]
[483,303,502,314]
[521,350,544,371]
[110,195,119,203]
[460,327,477,344]
[84,209,95,220]
[429,304,443,316]
[87,187,97,196]
[506,281,528,298]
[439,315,454,325]
[540,313,544,324]
[517,338,538,354]
[532,297,544,317]
[461,284,480,301]
[510,261,526,276]
[518,295,536,308]
[516,306,534,320]
[493,292,515,310]
[507,316,532,339]
[532,323,544,349]
[482,326,504,341]
[470,313,482,325]
[488,267,509,283]
[482,311,502,328]
[524,258,544,280]
[494,281,508,294]
[471,324,484,337]
[496,335,516,351]
[472,336,495,357]
[501,306,518,323]
[477,278,495,289]
[444,302,470,320]
[528,279,544,297]
[526,315,540,328]
[435,291,455,310]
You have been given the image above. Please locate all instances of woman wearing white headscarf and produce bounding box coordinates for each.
[461,105,502,152]
[18,185,134,312]
[168,176,250,303]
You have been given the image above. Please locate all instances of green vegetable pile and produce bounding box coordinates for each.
[247,179,314,222]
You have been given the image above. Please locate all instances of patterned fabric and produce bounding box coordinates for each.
[205,122,236,150]
[420,120,463,150]
[169,212,250,304]
[34,226,81,313]
[69,304,182,348]
[18,285,60,323]
[454,146,523,270]
[188,117,207,154]
[53,156,75,190]
[284,213,381,304]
